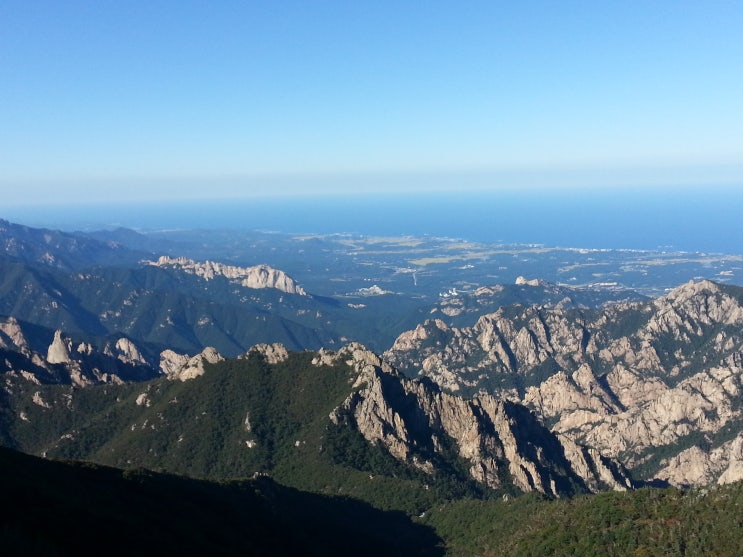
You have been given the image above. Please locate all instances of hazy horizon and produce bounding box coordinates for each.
[3,186,742,256]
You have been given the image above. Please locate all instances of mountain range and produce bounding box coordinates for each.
[2,217,743,555]
[386,279,743,486]
[0,339,632,500]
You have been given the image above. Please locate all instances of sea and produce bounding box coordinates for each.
[3,186,742,254]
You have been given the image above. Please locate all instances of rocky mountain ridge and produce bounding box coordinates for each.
[1,338,630,498]
[0,253,340,357]
[146,256,307,295]
[432,276,647,324]
[385,280,743,487]
[3,218,742,493]
[0,315,221,386]
[322,344,632,496]
[1,218,672,360]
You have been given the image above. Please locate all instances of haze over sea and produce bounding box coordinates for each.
[4,186,741,255]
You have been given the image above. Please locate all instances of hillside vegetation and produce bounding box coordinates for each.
[2,352,492,514]
[424,483,743,557]
[2,446,742,556]
[0,446,441,557]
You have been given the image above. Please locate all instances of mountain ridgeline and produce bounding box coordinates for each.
[0,343,632,505]
[3,217,743,555]
[4,277,742,493]
[0,221,436,356]
[0,218,652,358]
[386,279,743,486]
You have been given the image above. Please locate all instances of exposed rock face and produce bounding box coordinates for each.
[106,338,149,366]
[32,391,51,408]
[147,256,307,295]
[46,330,72,365]
[328,344,632,496]
[159,347,224,381]
[385,280,743,486]
[245,343,289,364]
[158,350,190,378]
[0,316,28,351]
[1,320,159,387]
[313,342,396,383]
[657,433,743,487]
[515,276,547,287]
[355,285,393,296]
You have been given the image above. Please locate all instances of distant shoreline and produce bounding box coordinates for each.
[3,187,741,254]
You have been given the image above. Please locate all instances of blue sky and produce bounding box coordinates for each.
[2,1,742,205]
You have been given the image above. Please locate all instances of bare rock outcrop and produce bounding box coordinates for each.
[46,330,72,365]
[0,316,28,351]
[0,321,159,387]
[330,346,633,496]
[313,342,397,387]
[657,433,743,487]
[159,347,224,381]
[158,350,191,378]
[105,338,149,366]
[147,256,307,295]
[385,280,743,486]
[245,343,289,364]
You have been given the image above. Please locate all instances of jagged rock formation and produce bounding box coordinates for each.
[46,330,72,365]
[147,256,307,295]
[245,343,289,364]
[4,337,631,497]
[1,317,160,386]
[106,338,149,366]
[515,276,548,287]
[354,285,393,296]
[324,344,632,496]
[656,432,743,486]
[385,280,743,486]
[159,346,224,381]
[0,316,28,350]
[313,342,397,380]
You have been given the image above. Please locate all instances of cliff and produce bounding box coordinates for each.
[385,280,743,486]
[147,256,307,295]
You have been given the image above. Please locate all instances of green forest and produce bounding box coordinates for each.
[3,349,743,556]
[2,445,742,556]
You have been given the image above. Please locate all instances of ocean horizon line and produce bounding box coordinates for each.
[2,188,741,255]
